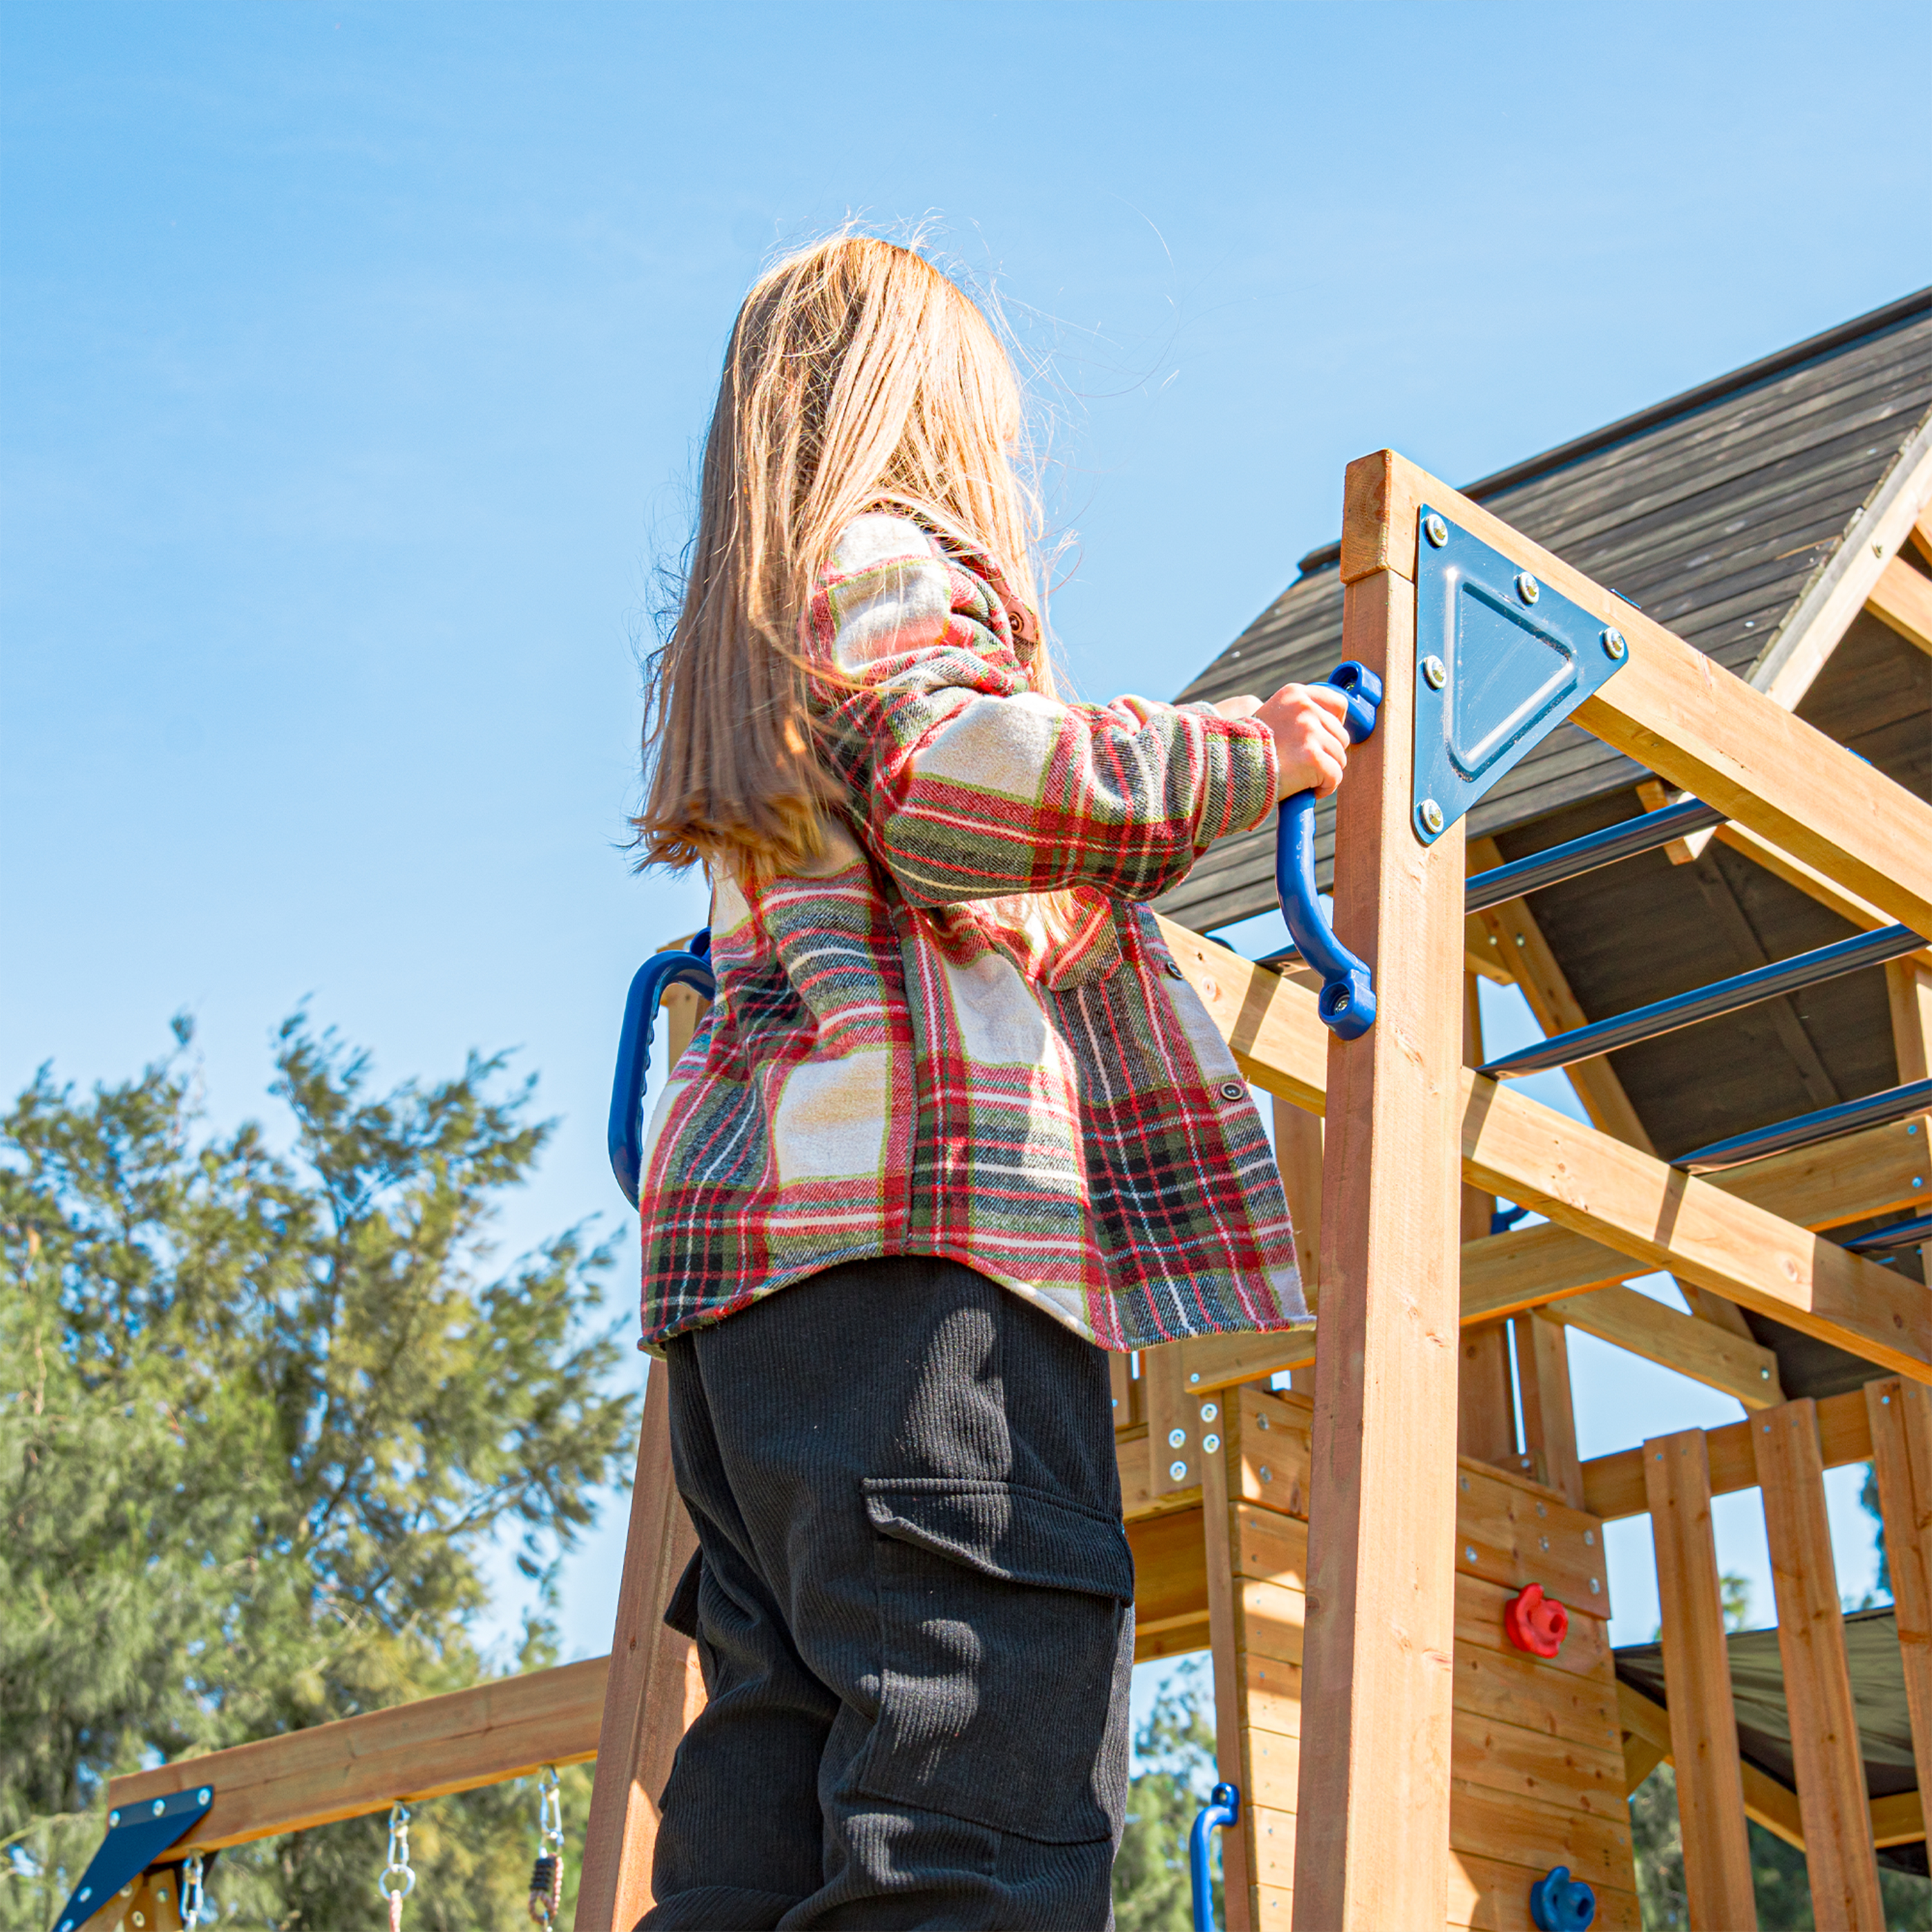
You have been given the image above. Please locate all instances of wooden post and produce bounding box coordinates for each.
[1145,1341,1196,1497]
[1273,1097,1322,1395]
[580,984,708,1932]
[1888,956,1932,1279]
[1865,1378,1932,1822]
[1644,1428,1757,1929]
[1513,1312,1584,1506]
[1202,1405,1256,1932]
[578,1369,703,1932]
[1754,1399,1886,1929]
[1458,971,1517,1466]
[1291,463,1463,1931]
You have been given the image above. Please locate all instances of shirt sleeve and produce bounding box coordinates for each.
[808,515,1279,908]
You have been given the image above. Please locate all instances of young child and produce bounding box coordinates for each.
[630,234,1350,1930]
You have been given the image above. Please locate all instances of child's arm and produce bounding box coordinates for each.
[810,520,1349,908]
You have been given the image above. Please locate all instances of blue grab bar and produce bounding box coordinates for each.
[608,929,715,1208]
[1189,1781,1240,1932]
[1275,660,1383,1039]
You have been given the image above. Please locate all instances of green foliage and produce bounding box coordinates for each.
[1629,1762,1932,1929]
[0,1019,637,1932]
[1112,1658,1220,1932]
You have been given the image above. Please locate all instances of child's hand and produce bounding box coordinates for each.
[1220,685,1351,799]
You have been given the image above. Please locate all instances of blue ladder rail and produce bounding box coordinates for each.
[1673,1077,1932,1174]
[1464,797,1725,913]
[1844,1210,1932,1254]
[1481,924,1926,1080]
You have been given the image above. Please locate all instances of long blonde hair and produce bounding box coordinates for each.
[634,235,1050,878]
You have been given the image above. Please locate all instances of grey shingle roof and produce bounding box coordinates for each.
[1159,287,1932,934]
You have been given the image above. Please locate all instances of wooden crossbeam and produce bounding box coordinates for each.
[1582,1387,1874,1522]
[1340,450,1932,934]
[104,1660,605,1855]
[1868,553,1932,659]
[1540,1285,1781,1411]
[1866,1378,1932,1832]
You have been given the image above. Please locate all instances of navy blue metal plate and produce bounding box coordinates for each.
[53,1785,213,1932]
[1412,507,1629,844]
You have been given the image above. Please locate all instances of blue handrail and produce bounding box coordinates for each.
[608,930,716,1208]
[1275,661,1383,1039]
[1674,1076,1932,1174]
[1844,1211,1932,1253]
[1189,1781,1240,1932]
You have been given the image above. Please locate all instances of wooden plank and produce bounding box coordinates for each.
[1457,1574,1613,1686]
[1202,1423,1256,1932]
[1585,1385,1875,1521]
[579,1362,702,1932]
[1448,1781,1637,1894]
[1618,1678,1810,1849]
[1291,545,1463,1932]
[1868,552,1932,658]
[1644,1428,1758,1929]
[1128,1505,1209,1642]
[108,1658,607,1853]
[1449,1705,1627,1822]
[1512,1312,1584,1504]
[1453,1459,1610,1618]
[1144,1340,1196,1498]
[1341,450,1932,930]
[1754,1399,1886,1929]
[1542,1284,1783,1411]
[1459,1065,1932,1382]
[1459,969,1515,1467]
[1871,1787,1927,1848]
[1452,1641,1620,1754]
[1913,507,1932,569]
[1117,1423,1202,1522]
[1865,1378,1932,1824]
[1274,1096,1325,1310]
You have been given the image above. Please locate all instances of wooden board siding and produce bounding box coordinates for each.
[1184,1388,1638,1932]
[1160,293,1932,934]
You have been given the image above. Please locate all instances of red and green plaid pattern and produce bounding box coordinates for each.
[638,513,1309,1350]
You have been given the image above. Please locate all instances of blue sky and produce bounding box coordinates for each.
[5,2,1926,1666]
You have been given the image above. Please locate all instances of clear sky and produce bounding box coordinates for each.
[5,2,1926,1663]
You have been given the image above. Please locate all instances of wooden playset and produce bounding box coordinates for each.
[50,295,1932,1932]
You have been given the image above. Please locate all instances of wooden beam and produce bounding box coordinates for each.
[1868,553,1932,659]
[1291,547,1462,1929]
[1273,1096,1322,1395]
[1756,1401,1886,1929]
[578,1366,703,1932]
[1341,448,1932,932]
[1866,1378,1932,1829]
[1912,508,1932,570]
[1644,1429,1758,1929]
[1459,1067,1932,1383]
[1511,1311,1582,1506]
[1459,969,1516,1467]
[1584,1386,1875,1523]
[1543,1284,1783,1410]
[1889,956,1932,1279]
[107,1658,605,1853]
[1202,1414,1256,1932]
[1144,1339,1197,1499]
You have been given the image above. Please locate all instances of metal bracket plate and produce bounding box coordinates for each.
[53,1786,213,1932]
[1412,507,1629,844]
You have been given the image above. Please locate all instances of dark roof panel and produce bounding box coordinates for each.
[1160,291,1932,934]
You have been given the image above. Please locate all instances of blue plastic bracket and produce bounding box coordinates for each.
[1189,1781,1240,1932]
[1412,508,1629,845]
[1529,1864,1597,1930]
[53,1786,214,1932]
[1275,660,1383,1038]
[608,929,716,1208]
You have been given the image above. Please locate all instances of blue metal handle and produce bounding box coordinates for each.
[609,929,715,1208]
[1274,660,1383,1039]
[1189,1781,1239,1932]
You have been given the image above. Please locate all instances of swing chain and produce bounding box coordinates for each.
[180,1854,207,1929]
[377,1802,415,1932]
[525,1767,564,1927]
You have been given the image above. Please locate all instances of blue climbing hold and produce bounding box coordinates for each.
[1530,1864,1596,1930]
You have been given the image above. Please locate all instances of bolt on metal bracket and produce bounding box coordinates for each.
[1412,507,1631,844]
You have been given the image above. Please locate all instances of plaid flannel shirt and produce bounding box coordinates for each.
[638,511,1309,1351]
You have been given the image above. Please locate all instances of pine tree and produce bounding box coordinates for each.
[1112,1659,1220,1931]
[1,1018,637,1932]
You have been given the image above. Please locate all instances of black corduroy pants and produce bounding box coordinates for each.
[640,1256,1134,1931]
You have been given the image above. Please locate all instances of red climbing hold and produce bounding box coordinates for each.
[1504,1582,1569,1658]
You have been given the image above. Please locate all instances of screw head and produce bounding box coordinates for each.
[1199,1401,1219,1422]
[153,1799,166,1817]
[1259,1465,1273,1482]
[1202,1432,1222,1454]
[1424,513,1449,547]
[1417,799,1446,837]
[198,1788,211,1805]
[1421,653,1447,690]
[109,1812,120,1828]
[1602,627,1627,660]
[1168,1427,1187,1449]
[1516,571,1540,604]
[1465,1546,1478,1562]
[1168,1460,1188,1482]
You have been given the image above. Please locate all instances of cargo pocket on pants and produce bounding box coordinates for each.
[853,1477,1134,1844]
